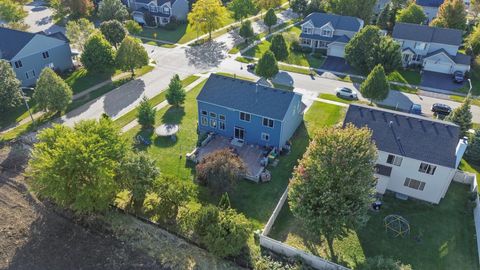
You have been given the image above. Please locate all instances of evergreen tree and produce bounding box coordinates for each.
[124,20,142,36]
[447,98,473,138]
[166,74,186,107]
[34,68,73,113]
[466,129,480,163]
[137,96,156,128]
[264,8,277,33]
[430,0,467,30]
[218,193,231,210]
[467,25,480,56]
[0,60,22,112]
[239,20,255,43]
[376,4,392,30]
[269,34,289,61]
[360,65,390,103]
[255,50,279,79]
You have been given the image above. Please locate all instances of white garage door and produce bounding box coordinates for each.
[327,44,345,58]
[423,60,452,74]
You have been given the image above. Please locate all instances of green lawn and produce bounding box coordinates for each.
[459,159,480,187]
[124,85,345,228]
[269,183,479,270]
[114,75,200,128]
[450,95,480,107]
[319,93,354,104]
[63,68,112,94]
[242,26,325,68]
[387,70,421,94]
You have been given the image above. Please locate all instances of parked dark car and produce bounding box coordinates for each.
[431,103,452,116]
[453,71,465,83]
[247,63,256,71]
[409,103,422,115]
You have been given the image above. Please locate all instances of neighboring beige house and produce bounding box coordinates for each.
[299,12,364,58]
[128,0,189,26]
[393,23,471,75]
[344,104,468,204]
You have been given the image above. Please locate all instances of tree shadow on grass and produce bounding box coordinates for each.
[161,106,186,125]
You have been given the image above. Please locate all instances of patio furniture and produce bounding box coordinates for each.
[155,124,179,141]
[136,135,151,146]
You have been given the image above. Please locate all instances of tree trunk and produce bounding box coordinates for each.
[131,67,135,78]
[326,236,337,263]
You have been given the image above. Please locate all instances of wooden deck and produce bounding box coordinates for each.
[196,136,265,181]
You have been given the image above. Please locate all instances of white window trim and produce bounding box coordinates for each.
[404,177,426,191]
[261,132,270,141]
[210,119,217,128]
[201,116,208,126]
[386,154,403,166]
[262,117,274,128]
[219,120,226,130]
[239,111,251,122]
[419,162,437,175]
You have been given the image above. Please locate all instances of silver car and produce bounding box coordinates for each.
[335,87,358,99]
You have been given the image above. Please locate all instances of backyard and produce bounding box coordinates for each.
[242,25,325,69]
[123,81,345,229]
[269,183,479,270]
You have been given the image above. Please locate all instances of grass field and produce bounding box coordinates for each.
[124,85,345,228]
[242,26,325,68]
[269,183,479,270]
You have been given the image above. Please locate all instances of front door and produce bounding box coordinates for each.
[234,127,245,141]
[314,40,319,48]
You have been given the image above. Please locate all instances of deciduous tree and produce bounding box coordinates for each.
[188,0,229,40]
[229,0,255,22]
[270,34,289,61]
[137,96,156,128]
[66,18,96,51]
[447,98,473,138]
[124,20,142,36]
[81,32,116,73]
[239,20,255,43]
[430,0,467,30]
[115,36,149,76]
[305,0,326,15]
[166,74,186,107]
[291,0,308,17]
[467,25,480,55]
[264,8,277,33]
[376,3,393,31]
[289,125,377,262]
[0,60,22,112]
[64,0,94,18]
[29,118,128,213]
[0,0,27,23]
[326,0,376,23]
[98,0,129,22]
[196,148,246,196]
[100,20,127,48]
[396,2,427,24]
[34,68,73,113]
[255,50,279,79]
[117,152,160,212]
[360,64,390,103]
[256,0,282,10]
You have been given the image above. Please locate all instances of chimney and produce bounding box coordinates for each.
[455,137,468,168]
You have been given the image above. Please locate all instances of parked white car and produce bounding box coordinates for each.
[335,87,358,99]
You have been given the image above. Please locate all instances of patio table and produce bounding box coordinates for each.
[155,124,179,141]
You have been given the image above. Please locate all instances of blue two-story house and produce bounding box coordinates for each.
[0,27,74,87]
[196,74,305,150]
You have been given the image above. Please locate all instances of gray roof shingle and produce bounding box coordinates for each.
[416,0,444,7]
[302,12,363,32]
[0,27,36,60]
[343,104,460,168]
[392,23,463,46]
[197,74,299,121]
[425,48,471,65]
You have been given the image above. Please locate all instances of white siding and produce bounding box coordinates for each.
[375,151,456,204]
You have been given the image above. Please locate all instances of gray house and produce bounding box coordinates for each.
[0,27,74,87]
[299,13,364,58]
[392,23,470,75]
[128,0,189,26]
[416,0,444,23]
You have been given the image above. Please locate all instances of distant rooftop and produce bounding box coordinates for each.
[197,74,300,121]
[392,22,463,46]
[302,12,363,32]
[343,104,460,168]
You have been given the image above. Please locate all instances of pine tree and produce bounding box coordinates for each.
[447,98,473,138]
[239,20,255,43]
[255,50,279,79]
[360,64,390,103]
[264,8,277,33]
[137,96,156,128]
[166,74,186,107]
[269,34,289,61]
[466,129,480,163]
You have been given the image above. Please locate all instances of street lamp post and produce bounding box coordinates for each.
[467,78,473,97]
[20,87,35,124]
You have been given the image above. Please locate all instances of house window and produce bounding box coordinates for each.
[42,51,50,59]
[14,60,22,68]
[302,39,311,46]
[149,5,158,12]
[419,163,437,175]
[219,121,225,130]
[303,27,313,34]
[163,7,170,14]
[210,119,217,128]
[262,117,274,128]
[240,112,251,122]
[162,18,169,24]
[210,112,217,118]
[201,110,207,116]
[386,154,403,166]
[25,70,36,79]
[413,54,423,61]
[404,178,426,191]
[201,116,208,126]
[414,42,426,50]
[261,133,270,141]
[219,114,226,120]
[321,29,332,37]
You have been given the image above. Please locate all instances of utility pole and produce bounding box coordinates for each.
[20,87,35,124]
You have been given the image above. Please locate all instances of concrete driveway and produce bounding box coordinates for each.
[420,71,465,91]
[23,0,65,34]
[320,57,352,73]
